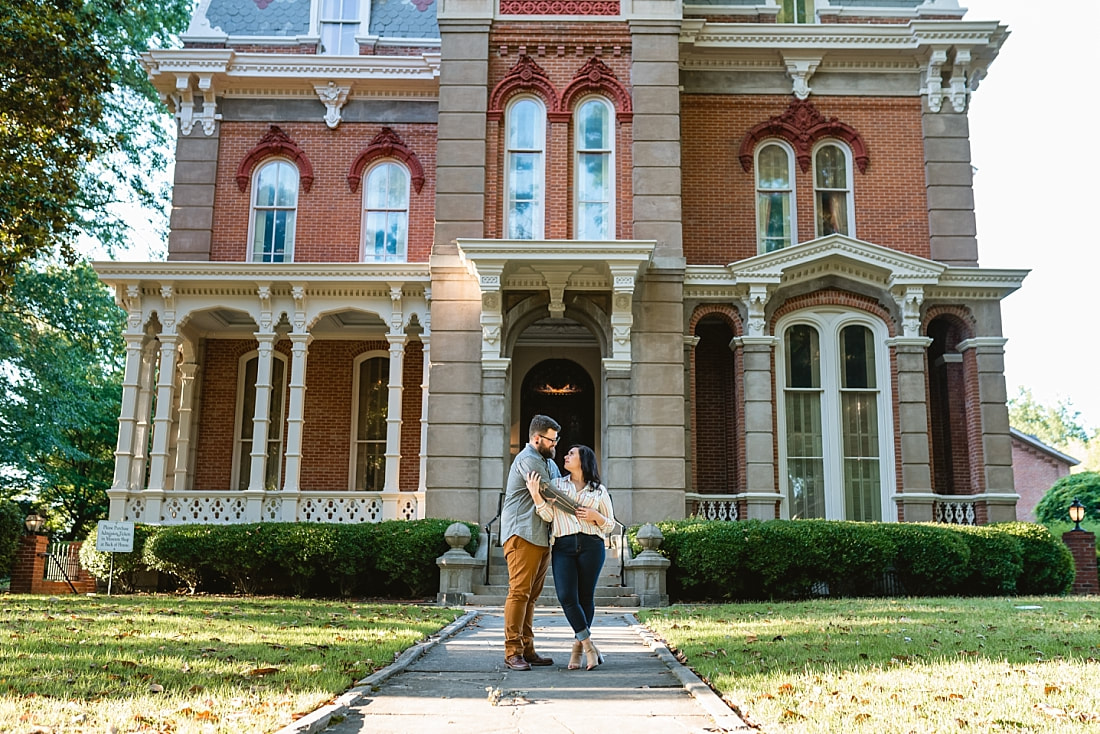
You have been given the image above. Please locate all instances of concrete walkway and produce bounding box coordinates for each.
[282,609,750,734]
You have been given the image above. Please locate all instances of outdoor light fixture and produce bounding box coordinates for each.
[1069,497,1086,532]
[24,513,45,534]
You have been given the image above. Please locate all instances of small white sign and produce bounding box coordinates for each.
[96,521,135,553]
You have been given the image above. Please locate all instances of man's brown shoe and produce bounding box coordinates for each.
[524,651,554,666]
[504,655,531,671]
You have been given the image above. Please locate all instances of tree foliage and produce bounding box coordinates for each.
[1007,387,1090,453]
[0,263,126,539]
[0,0,191,290]
[1035,472,1100,527]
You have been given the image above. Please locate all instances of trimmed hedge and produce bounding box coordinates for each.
[630,518,1074,601]
[78,523,161,592]
[79,519,478,598]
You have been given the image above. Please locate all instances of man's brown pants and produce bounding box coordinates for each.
[502,535,551,659]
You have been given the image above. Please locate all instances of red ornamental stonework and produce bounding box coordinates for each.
[739,97,870,175]
[499,0,619,14]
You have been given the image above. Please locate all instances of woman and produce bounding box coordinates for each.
[525,444,616,670]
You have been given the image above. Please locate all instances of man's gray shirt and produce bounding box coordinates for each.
[501,443,561,547]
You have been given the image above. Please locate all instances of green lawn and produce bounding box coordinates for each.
[0,594,462,733]
[640,596,1100,733]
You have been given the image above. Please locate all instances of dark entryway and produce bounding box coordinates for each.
[520,358,595,473]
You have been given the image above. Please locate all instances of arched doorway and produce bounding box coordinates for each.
[520,358,596,473]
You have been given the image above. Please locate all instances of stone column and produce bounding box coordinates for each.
[168,124,219,261]
[426,3,492,523]
[109,331,147,520]
[128,341,159,494]
[418,334,431,493]
[144,331,180,523]
[384,333,406,495]
[246,331,277,520]
[958,336,1016,521]
[922,107,977,266]
[888,337,935,522]
[736,337,780,519]
[172,361,199,493]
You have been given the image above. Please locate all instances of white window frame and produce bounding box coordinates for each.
[348,350,391,491]
[361,161,410,262]
[812,140,856,239]
[775,310,895,521]
[755,140,797,254]
[317,0,369,55]
[573,96,615,241]
[504,95,546,240]
[248,159,298,263]
[231,349,289,492]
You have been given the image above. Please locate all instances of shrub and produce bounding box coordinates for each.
[78,524,160,591]
[0,500,23,577]
[950,525,1024,595]
[1036,472,1100,525]
[889,523,969,596]
[994,522,1074,594]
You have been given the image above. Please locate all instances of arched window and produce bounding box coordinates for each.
[362,162,409,262]
[814,142,854,238]
[250,160,298,263]
[234,351,288,491]
[351,353,389,491]
[574,97,614,240]
[505,97,546,239]
[778,313,892,521]
[756,142,796,253]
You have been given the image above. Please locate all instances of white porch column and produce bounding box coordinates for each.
[172,361,199,493]
[384,333,406,496]
[144,330,180,522]
[246,330,277,520]
[281,330,311,514]
[109,328,147,520]
[418,334,431,493]
[128,340,159,494]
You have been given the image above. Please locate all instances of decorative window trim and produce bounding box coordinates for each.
[236,126,314,193]
[348,351,390,492]
[488,55,560,122]
[739,98,869,176]
[347,127,425,194]
[561,57,632,123]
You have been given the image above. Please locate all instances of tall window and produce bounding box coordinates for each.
[362,162,409,261]
[251,160,298,263]
[320,0,359,55]
[351,354,389,491]
[779,314,890,521]
[779,0,815,23]
[814,142,854,237]
[235,352,288,491]
[756,142,795,253]
[505,97,545,239]
[574,98,614,240]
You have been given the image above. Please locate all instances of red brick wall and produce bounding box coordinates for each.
[485,24,634,240]
[692,315,741,493]
[193,339,261,490]
[1062,530,1099,595]
[1012,440,1072,523]
[212,122,437,263]
[681,95,929,264]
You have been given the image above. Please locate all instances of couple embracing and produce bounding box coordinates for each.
[499,414,616,672]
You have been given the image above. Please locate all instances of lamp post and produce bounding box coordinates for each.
[1069,497,1086,532]
[24,513,45,534]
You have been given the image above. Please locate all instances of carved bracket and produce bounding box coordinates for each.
[892,286,925,339]
[782,55,822,101]
[313,82,351,129]
[744,284,772,338]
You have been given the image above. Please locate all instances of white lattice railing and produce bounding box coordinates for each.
[933,499,977,525]
[685,493,740,521]
[122,491,425,525]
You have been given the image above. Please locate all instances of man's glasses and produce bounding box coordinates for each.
[537,434,560,445]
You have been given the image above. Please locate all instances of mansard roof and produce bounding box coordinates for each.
[195,0,439,43]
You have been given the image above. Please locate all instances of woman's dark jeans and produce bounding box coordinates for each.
[551,532,606,640]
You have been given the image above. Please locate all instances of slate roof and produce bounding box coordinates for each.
[206,0,311,37]
[369,0,439,40]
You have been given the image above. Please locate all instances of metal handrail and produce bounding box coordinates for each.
[483,491,505,585]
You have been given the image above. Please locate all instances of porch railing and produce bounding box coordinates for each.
[684,493,740,521]
[122,491,425,525]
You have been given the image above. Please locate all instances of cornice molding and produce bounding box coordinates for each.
[93,261,431,284]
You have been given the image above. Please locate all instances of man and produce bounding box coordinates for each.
[500,414,562,670]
